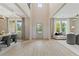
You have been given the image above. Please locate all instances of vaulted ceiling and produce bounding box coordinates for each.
[0,3,30,18]
[49,3,64,18]
[53,3,79,18]
[0,3,78,19]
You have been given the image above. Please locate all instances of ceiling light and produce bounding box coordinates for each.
[38,3,42,8]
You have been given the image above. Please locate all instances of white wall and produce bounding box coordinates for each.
[30,3,50,39]
[74,19,79,34]
[0,18,8,33]
[8,19,16,33]
[71,18,79,34]
[25,18,30,40]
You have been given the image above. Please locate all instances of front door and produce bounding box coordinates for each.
[36,24,43,39]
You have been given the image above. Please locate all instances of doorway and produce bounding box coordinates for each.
[16,20,22,39]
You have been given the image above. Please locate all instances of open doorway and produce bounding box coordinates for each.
[8,19,22,40]
[16,20,22,39]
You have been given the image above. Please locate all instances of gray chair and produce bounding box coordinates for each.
[67,34,76,45]
[0,37,2,51]
[11,34,17,43]
[1,35,11,47]
[76,34,79,45]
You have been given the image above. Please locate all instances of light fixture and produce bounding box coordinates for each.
[71,26,75,29]
[73,19,77,21]
[38,3,42,8]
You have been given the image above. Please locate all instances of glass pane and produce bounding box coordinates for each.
[36,24,43,33]
[61,21,67,33]
[16,21,22,34]
[16,21,22,38]
[36,24,43,39]
[56,20,60,32]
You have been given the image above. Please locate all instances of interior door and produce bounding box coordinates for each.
[36,24,43,39]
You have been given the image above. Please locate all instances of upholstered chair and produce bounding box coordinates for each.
[67,34,76,45]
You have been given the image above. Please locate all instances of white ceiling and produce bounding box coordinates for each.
[1,3,79,19]
[17,3,31,18]
[0,3,30,18]
[49,3,64,18]
[0,5,17,17]
[53,3,79,18]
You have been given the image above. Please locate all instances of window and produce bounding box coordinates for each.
[37,3,42,8]
[61,21,67,33]
[36,24,43,33]
[54,19,67,34]
[56,20,61,32]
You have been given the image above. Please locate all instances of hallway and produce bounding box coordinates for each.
[0,40,77,56]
